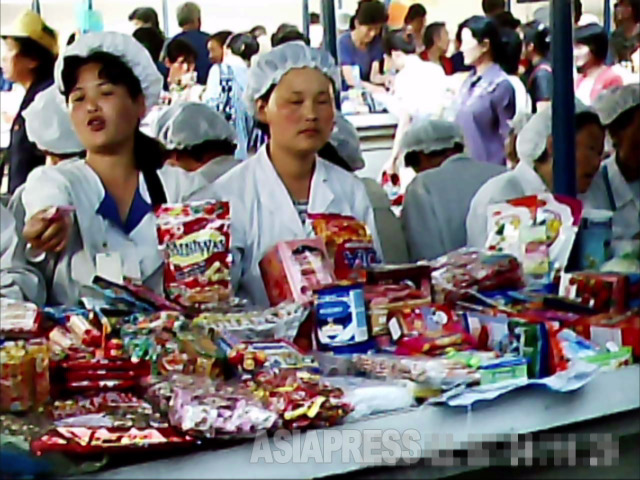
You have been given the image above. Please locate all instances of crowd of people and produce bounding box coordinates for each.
[0,0,638,310]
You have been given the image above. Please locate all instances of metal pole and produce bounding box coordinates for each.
[604,0,612,33]
[506,0,512,12]
[303,0,310,38]
[321,0,338,62]
[551,0,577,197]
[87,0,93,10]
[162,0,170,36]
[31,0,41,14]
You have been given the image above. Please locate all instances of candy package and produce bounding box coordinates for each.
[366,263,433,301]
[260,239,336,306]
[156,201,232,308]
[558,272,630,314]
[0,299,41,338]
[573,310,640,357]
[0,339,50,412]
[309,213,380,281]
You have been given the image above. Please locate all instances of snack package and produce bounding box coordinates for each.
[573,311,640,358]
[156,201,232,308]
[260,239,336,306]
[558,272,630,314]
[0,339,50,412]
[385,302,461,342]
[309,213,380,281]
[366,263,433,301]
[0,299,41,338]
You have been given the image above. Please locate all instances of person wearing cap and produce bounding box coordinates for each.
[574,24,624,105]
[585,84,640,240]
[171,2,211,85]
[1,10,58,194]
[16,32,207,306]
[194,42,380,307]
[466,101,605,247]
[318,113,409,264]
[400,118,505,260]
[153,101,240,183]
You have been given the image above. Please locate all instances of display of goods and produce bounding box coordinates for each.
[559,272,631,314]
[0,299,41,337]
[246,370,353,430]
[309,213,380,281]
[260,239,336,306]
[0,339,50,412]
[156,201,232,307]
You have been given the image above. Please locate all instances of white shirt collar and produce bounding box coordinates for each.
[605,156,640,210]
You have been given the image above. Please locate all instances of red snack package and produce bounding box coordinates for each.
[558,272,629,314]
[156,201,232,308]
[366,264,433,301]
[573,311,640,358]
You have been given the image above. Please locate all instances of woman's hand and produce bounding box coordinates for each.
[23,207,73,254]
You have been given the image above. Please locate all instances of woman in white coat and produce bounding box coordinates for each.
[196,42,380,307]
[466,100,605,247]
[18,32,207,306]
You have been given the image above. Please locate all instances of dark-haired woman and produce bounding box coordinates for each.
[1,10,58,193]
[18,32,207,306]
[454,16,515,166]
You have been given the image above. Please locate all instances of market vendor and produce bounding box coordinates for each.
[153,101,240,183]
[466,100,605,248]
[585,84,640,240]
[17,32,208,306]
[194,41,380,307]
[400,118,505,261]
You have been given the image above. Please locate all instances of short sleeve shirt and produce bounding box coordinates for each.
[526,60,553,112]
[338,33,384,89]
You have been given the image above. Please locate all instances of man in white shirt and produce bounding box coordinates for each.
[585,84,640,239]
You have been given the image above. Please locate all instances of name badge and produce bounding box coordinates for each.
[96,253,124,285]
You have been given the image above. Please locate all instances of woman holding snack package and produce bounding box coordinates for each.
[195,41,380,307]
[16,32,208,306]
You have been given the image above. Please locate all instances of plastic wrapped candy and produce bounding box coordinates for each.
[0,339,50,412]
[156,201,232,308]
[0,299,41,338]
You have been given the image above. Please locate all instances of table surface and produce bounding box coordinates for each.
[89,365,640,480]
[345,112,398,130]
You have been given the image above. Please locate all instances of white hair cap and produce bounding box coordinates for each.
[54,31,163,111]
[23,85,84,154]
[593,83,640,127]
[243,41,340,116]
[516,99,596,165]
[152,102,236,150]
[329,113,364,171]
[400,118,464,156]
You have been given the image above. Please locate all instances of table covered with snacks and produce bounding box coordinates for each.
[1,198,639,479]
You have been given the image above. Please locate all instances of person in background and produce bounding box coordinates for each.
[1,10,58,194]
[227,33,259,69]
[575,24,624,105]
[522,20,552,113]
[610,0,640,66]
[466,100,604,247]
[153,102,240,183]
[318,113,409,264]
[250,25,270,55]
[338,0,388,94]
[401,118,505,261]
[133,26,168,87]
[204,31,234,101]
[128,7,161,31]
[193,42,380,307]
[172,2,211,85]
[309,12,324,48]
[271,25,310,48]
[164,37,198,90]
[586,84,640,240]
[17,32,207,306]
[421,22,453,75]
[493,11,521,31]
[450,20,473,73]
[500,27,532,117]
[574,0,584,25]
[455,16,515,166]
[482,0,506,19]
[403,3,427,54]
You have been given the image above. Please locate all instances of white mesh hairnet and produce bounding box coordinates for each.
[400,118,464,156]
[329,113,364,171]
[243,41,341,116]
[23,85,84,155]
[593,84,640,126]
[152,102,236,150]
[54,32,163,111]
[516,100,595,165]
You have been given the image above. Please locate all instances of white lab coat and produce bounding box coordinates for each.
[466,161,549,248]
[0,204,45,305]
[582,156,640,240]
[17,160,208,306]
[195,155,241,184]
[194,145,381,307]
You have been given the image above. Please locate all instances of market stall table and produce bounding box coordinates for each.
[345,112,397,181]
[84,364,640,480]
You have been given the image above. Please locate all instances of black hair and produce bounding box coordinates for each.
[576,109,604,133]
[67,33,77,46]
[574,0,583,24]
[499,27,523,75]
[575,24,609,63]
[463,15,505,64]
[11,37,56,84]
[423,22,446,50]
[318,142,353,172]
[404,4,427,24]
[455,19,469,45]
[228,33,260,63]
[404,144,464,169]
[621,0,640,23]
[493,11,521,30]
[310,13,321,24]
[383,30,416,55]
[180,139,237,163]
[482,0,505,16]
[271,26,310,47]
[608,104,639,134]
[133,27,165,63]
[250,25,267,38]
[128,7,160,31]
[355,0,388,26]
[61,52,165,172]
[522,20,551,57]
[165,37,197,64]
[211,30,233,48]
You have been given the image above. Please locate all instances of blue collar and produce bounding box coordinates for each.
[96,187,152,235]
